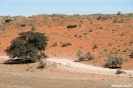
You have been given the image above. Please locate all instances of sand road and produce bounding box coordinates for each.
[1,56,133,75]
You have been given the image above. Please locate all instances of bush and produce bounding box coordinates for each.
[78,56,85,61]
[92,43,98,49]
[76,49,83,57]
[85,52,94,60]
[52,42,57,47]
[38,59,46,68]
[76,50,94,61]
[67,25,77,28]
[89,28,92,32]
[21,24,26,27]
[117,11,121,15]
[5,31,48,63]
[61,42,71,47]
[131,50,133,58]
[115,69,125,74]
[5,19,12,23]
[31,27,36,31]
[105,54,125,68]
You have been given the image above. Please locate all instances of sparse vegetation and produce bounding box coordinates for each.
[21,24,26,27]
[38,58,46,68]
[85,52,94,60]
[61,42,71,47]
[76,50,94,61]
[52,42,57,47]
[117,11,121,15]
[89,28,92,32]
[115,69,126,74]
[76,49,83,58]
[92,43,98,49]
[5,19,12,23]
[67,25,77,28]
[130,50,133,58]
[78,56,85,61]
[31,27,36,31]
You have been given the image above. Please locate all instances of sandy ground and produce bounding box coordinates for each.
[0,56,133,88]
[0,14,133,88]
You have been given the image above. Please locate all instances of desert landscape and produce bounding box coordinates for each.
[0,13,133,88]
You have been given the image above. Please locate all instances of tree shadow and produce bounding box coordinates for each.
[108,67,121,69]
[104,64,121,69]
[3,59,34,64]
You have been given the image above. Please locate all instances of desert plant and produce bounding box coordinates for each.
[92,43,98,49]
[21,24,26,27]
[31,27,36,31]
[85,52,94,60]
[89,28,92,32]
[78,56,85,61]
[117,11,121,15]
[131,50,133,58]
[61,42,71,47]
[113,18,118,23]
[105,54,125,68]
[115,69,125,74]
[67,25,77,28]
[74,34,77,37]
[76,49,83,57]
[52,42,57,47]
[5,19,12,23]
[38,58,46,68]
[5,31,48,63]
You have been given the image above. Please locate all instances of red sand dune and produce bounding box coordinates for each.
[0,14,133,70]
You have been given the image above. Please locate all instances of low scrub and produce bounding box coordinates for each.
[85,52,94,60]
[115,69,126,74]
[61,42,71,47]
[105,54,126,68]
[67,25,77,28]
[38,59,46,69]
[76,50,94,61]
[5,19,12,23]
[92,43,98,49]
[130,50,133,58]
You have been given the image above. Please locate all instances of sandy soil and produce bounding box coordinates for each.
[0,56,133,88]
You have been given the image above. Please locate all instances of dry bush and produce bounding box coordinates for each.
[131,50,133,58]
[105,54,126,68]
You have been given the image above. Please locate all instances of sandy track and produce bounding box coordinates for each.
[0,56,133,74]
[48,58,133,74]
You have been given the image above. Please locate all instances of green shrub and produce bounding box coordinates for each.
[67,25,77,28]
[85,52,94,60]
[117,11,121,15]
[131,50,133,58]
[76,49,83,57]
[5,31,48,63]
[76,50,94,61]
[92,43,98,49]
[115,69,125,74]
[52,42,57,47]
[78,56,85,61]
[21,24,26,27]
[5,19,12,23]
[61,42,71,47]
